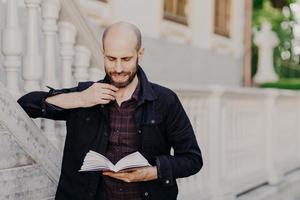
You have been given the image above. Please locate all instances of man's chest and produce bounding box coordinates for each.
[106,101,140,162]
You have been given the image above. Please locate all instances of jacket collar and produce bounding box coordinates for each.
[98,65,158,105]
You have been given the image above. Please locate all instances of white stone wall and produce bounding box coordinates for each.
[141,36,243,87]
[79,0,247,57]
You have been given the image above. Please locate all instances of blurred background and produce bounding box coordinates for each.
[1,0,300,199]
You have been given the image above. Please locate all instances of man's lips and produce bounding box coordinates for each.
[111,73,129,81]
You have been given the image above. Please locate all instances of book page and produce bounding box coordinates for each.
[114,152,151,172]
[79,151,114,172]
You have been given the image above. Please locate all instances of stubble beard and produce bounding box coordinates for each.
[105,59,138,88]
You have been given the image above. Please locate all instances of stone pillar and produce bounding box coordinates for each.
[264,90,282,185]
[23,0,43,92]
[1,0,23,98]
[89,67,104,82]
[42,0,61,89]
[232,0,245,58]
[207,88,236,200]
[73,45,92,83]
[41,0,61,150]
[58,21,77,88]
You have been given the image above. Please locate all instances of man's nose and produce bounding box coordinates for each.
[115,60,123,73]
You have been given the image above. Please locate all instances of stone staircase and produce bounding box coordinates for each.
[0,82,59,199]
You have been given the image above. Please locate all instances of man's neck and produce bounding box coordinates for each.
[115,75,139,106]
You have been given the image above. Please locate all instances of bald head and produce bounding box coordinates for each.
[102,22,142,51]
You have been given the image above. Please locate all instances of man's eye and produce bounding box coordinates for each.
[122,57,131,62]
[108,57,116,61]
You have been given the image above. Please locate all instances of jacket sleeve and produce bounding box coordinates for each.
[17,82,94,120]
[155,92,203,186]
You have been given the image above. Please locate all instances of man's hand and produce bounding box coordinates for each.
[103,166,158,183]
[80,83,119,107]
[45,83,119,109]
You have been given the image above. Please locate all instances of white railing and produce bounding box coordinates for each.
[174,87,300,200]
[1,0,103,150]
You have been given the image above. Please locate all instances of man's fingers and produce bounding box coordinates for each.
[103,172,135,182]
[104,173,127,181]
[100,83,119,92]
[101,94,115,101]
[100,99,110,104]
[101,88,117,97]
[104,172,127,177]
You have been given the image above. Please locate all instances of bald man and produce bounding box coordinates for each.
[18,22,203,200]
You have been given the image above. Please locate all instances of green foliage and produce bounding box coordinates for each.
[260,78,300,89]
[253,0,284,27]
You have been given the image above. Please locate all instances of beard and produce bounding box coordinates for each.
[105,59,138,88]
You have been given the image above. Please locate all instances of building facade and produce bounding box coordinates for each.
[79,0,252,88]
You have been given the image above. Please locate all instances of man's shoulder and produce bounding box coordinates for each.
[149,82,178,103]
[150,82,175,94]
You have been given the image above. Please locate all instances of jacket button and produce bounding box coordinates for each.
[101,105,105,108]
[165,180,170,184]
[144,192,149,196]
[86,117,90,121]
[138,129,142,133]
[151,120,155,124]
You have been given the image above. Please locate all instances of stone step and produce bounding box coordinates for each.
[0,124,34,170]
[0,164,56,200]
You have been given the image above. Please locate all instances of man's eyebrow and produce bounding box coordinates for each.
[106,55,116,58]
[105,55,134,59]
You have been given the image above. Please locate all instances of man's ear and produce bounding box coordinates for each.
[138,47,145,59]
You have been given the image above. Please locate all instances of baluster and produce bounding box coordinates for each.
[1,0,22,98]
[58,21,77,88]
[56,22,77,151]
[89,67,104,82]
[41,0,61,149]
[74,45,91,83]
[42,0,61,89]
[23,0,43,128]
[23,0,43,92]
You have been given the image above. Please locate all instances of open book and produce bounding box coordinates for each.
[79,150,151,172]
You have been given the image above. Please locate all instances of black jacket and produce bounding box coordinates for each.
[17,66,203,200]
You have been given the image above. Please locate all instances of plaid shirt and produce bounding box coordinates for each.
[102,80,142,200]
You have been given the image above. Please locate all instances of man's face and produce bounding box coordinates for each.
[104,54,138,88]
[103,36,142,88]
